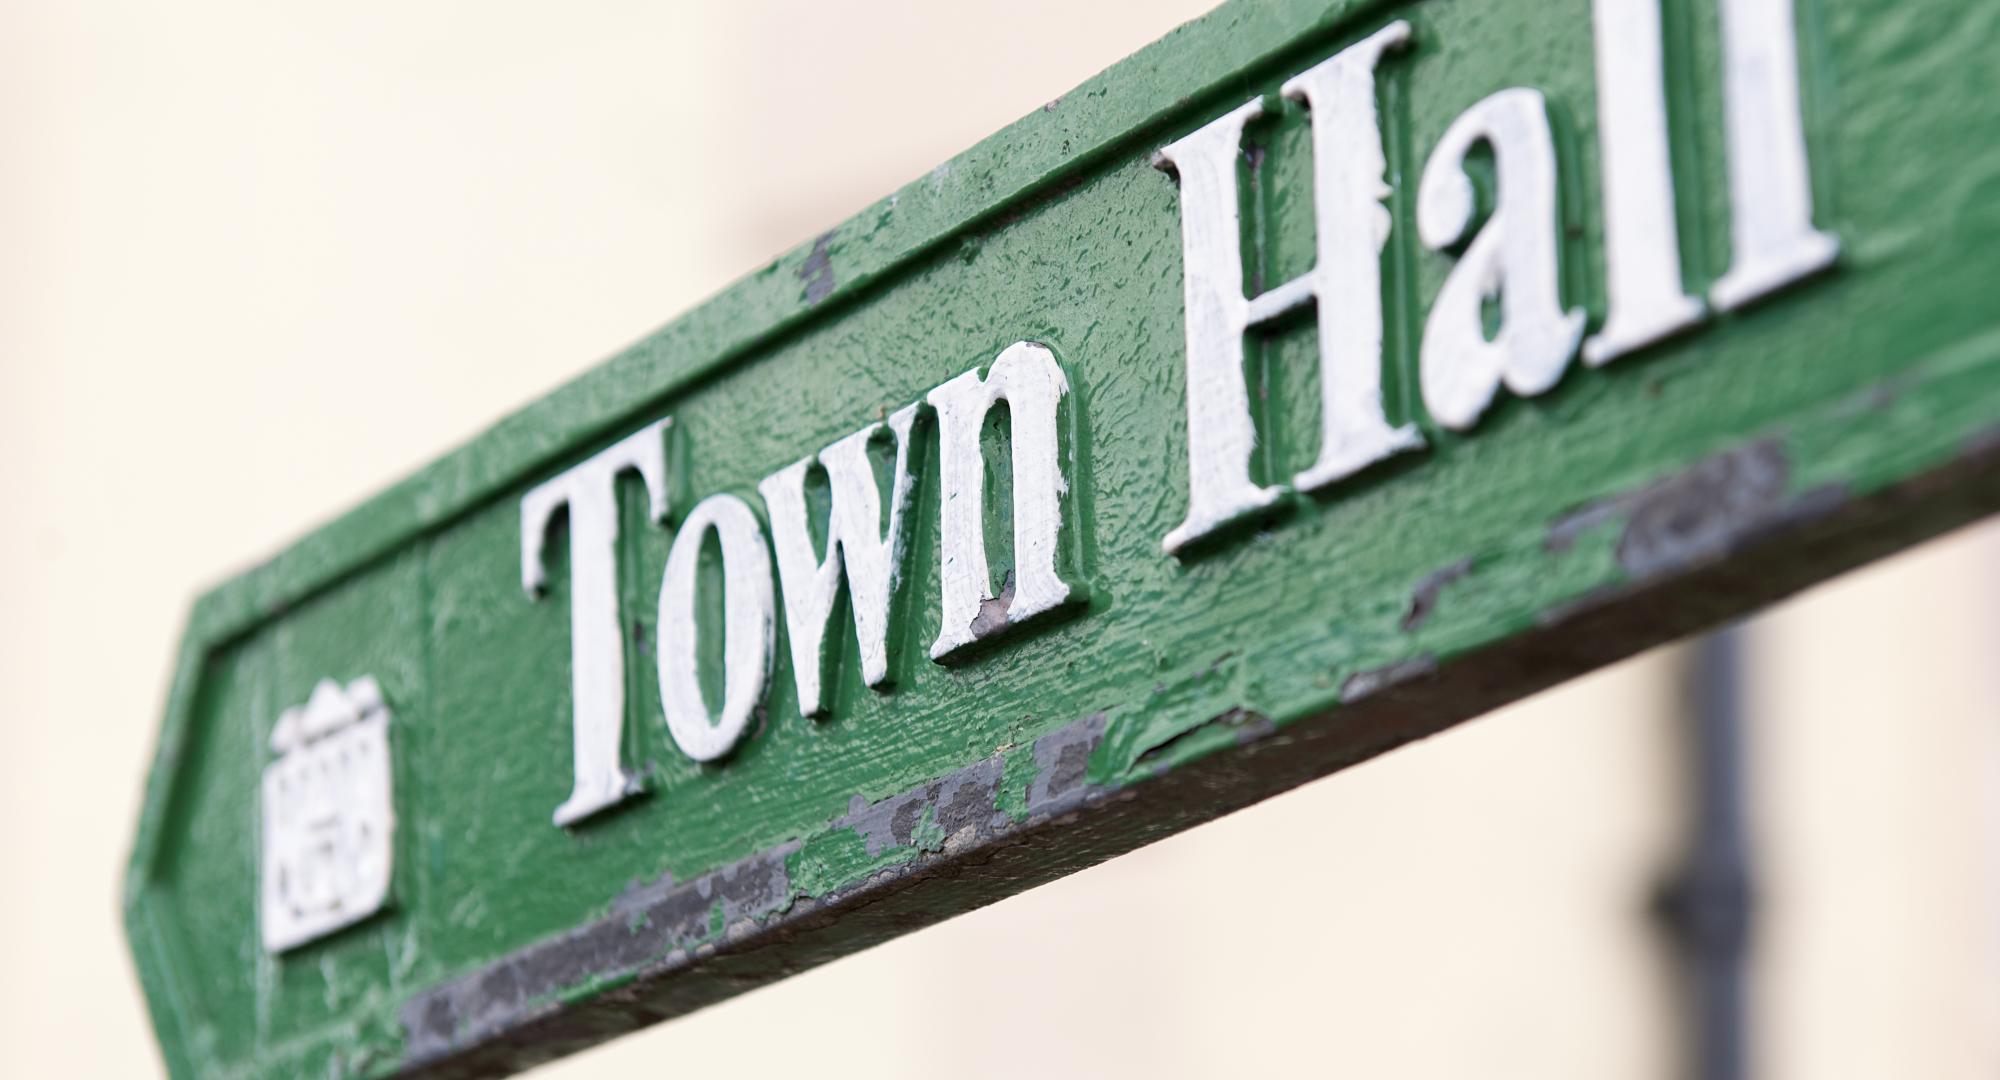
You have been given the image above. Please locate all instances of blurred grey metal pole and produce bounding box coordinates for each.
[1658,627,1754,1080]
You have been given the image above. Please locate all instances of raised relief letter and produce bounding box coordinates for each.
[759,404,922,717]
[1155,22,1421,555]
[1585,0,1706,365]
[520,419,672,827]
[1710,0,1838,309]
[657,494,776,763]
[1418,89,1587,431]
[927,341,1076,661]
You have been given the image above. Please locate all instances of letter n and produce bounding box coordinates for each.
[926,342,1078,661]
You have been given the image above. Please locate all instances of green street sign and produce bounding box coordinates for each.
[125,0,2000,1075]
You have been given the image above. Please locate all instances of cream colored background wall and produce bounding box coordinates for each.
[0,2,1991,1077]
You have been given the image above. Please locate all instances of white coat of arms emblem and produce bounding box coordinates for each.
[259,676,395,952]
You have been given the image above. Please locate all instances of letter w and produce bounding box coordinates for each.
[759,404,922,717]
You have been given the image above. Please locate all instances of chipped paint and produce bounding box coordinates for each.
[1128,707,1274,776]
[395,707,1124,1075]
[1403,557,1475,631]
[400,843,798,1070]
[797,232,836,305]
[839,756,1008,858]
[1545,441,1859,584]
[1339,655,1439,704]
[1028,712,1107,808]
[968,570,1018,642]
[1614,442,1791,577]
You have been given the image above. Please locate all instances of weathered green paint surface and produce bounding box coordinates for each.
[126,0,2000,1075]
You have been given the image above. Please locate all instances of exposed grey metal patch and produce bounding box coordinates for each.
[1339,655,1439,705]
[400,843,797,1068]
[798,231,837,305]
[1028,711,1108,809]
[838,756,1008,859]
[1403,557,1475,632]
[398,709,1117,1070]
[1547,440,1791,573]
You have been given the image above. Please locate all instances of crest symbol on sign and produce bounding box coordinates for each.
[259,676,395,953]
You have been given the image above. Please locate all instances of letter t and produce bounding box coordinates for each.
[520,419,673,827]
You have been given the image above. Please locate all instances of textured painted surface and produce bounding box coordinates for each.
[123,0,2000,1076]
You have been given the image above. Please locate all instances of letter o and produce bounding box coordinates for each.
[657,493,775,762]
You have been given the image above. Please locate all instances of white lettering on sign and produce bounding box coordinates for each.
[658,494,777,762]
[517,344,1079,816]
[1153,0,1833,547]
[260,677,394,953]
[1154,21,1422,554]
[760,404,922,717]
[927,341,1078,661]
[500,3,1840,833]
[1417,87,1588,431]
[520,420,673,827]
[1585,0,1707,366]
[1711,0,1840,310]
